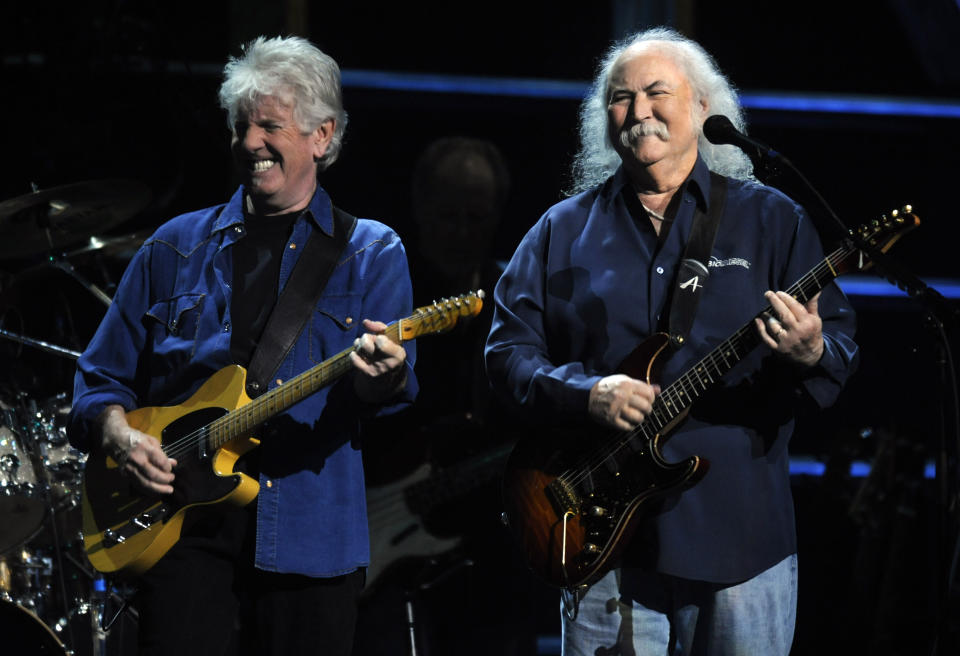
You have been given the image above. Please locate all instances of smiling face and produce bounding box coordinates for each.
[606,47,707,183]
[230,94,334,215]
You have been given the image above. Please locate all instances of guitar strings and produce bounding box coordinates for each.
[157,348,356,463]
[555,246,849,492]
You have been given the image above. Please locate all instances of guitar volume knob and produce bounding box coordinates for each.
[589,505,607,517]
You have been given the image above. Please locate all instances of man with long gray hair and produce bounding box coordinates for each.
[69,36,416,654]
[486,27,858,654]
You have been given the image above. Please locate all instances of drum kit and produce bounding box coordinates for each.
[0,180,150,654]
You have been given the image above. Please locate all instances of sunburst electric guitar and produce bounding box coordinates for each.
[81,291,484,575]
[502,209,919,591]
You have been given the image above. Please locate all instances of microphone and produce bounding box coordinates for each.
[702,114,784,164]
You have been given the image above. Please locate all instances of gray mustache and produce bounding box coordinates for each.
[620,121,670,148]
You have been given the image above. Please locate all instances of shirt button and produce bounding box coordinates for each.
[234,226,243,234]
[345,317,353,325]
[223,322,231,332]
[265,480,273,488]
[656,266,664,275]
[289,243,297,249]
[276,378,283,386]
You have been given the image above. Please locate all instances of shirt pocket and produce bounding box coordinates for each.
[144,292,206,357]
[308,292,361,364]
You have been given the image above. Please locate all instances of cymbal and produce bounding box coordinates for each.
[0,179,150,259]
[63,228,154,260]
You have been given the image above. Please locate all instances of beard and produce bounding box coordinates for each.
[619,121,670,149]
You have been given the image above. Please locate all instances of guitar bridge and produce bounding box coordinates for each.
[102,504,172,547]
[546,477,580,521]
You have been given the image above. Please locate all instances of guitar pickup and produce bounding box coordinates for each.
[103,528,126,546]
[134,505,170,528]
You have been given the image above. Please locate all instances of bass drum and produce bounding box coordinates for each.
[0,598,67,655]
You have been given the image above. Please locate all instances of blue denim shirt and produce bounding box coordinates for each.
[68,185,417,577]
[486,158,858,582]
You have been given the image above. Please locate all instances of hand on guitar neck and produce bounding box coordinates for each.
[754,290,824,367]
[98,404,178,496]
[350,318,409,403]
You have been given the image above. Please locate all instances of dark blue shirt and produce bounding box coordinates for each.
[485,158,858,582]
[68,185,418,577]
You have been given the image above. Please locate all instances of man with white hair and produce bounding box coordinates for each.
[69,36,416,654]
[486,27,858,654]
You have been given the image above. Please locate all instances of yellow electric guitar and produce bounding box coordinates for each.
[81,291,484,575]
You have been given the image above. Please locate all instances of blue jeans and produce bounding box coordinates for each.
[561,554,798,656]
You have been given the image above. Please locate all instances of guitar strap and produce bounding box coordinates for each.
[664,172,727,349]
[245,205,357,398]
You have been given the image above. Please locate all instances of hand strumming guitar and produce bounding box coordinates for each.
[98,404,178,495]
[588,375,661,431]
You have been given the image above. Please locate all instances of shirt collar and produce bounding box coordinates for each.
[213,184,335,236]
[606,154,714,213]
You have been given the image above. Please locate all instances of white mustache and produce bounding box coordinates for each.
[620,121,670,148]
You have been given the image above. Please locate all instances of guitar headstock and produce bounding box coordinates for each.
[845,205,920,273]
[400,290,485,340]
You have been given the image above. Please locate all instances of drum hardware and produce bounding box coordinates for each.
[0,180,149,653]
[0,404,47,553]
[0,597,71,654]
[47,258,114,308]
[0,392,103,654]
[0,325,82,360]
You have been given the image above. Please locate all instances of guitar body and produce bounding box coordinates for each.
[501,333,707,589]
[364,463,462,592]
[82,365,260,575]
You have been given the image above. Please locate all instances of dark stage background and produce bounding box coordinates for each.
[1,1,959,654]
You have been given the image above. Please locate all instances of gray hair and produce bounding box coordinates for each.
[569,27,754,194]
[218,36,348,171]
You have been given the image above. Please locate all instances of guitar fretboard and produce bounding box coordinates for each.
[182,293,483,454]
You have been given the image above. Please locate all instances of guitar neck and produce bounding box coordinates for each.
[197,291,484,452]
[644,241,851,434]
[404,442,514,515]
[205,324,404,451]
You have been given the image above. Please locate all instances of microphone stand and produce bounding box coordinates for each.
[749,147,960,654]
[752,150,956,323]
